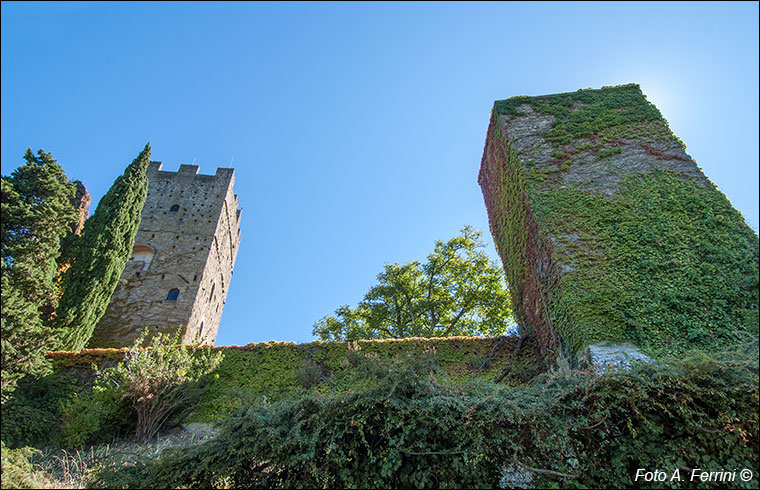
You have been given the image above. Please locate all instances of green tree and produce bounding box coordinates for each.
[55,143,151,351]
[313,226,513,340]
[1,149,79,399]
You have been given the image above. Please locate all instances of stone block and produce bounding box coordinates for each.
[479,84,759,364]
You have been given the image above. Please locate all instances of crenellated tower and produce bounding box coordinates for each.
[88,162,242,347]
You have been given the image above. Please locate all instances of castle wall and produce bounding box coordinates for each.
[479,84,759,363]
[88,163,241,347]
[49,335,542,420]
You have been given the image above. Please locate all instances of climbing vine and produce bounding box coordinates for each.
[12,335,541,438]
[493,83,676,147]
[533,170,759,357]
[92,345,759,489]
[480,84,759,361]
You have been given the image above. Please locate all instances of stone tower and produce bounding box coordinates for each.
[479,84,758,365]
[88,162,242,347]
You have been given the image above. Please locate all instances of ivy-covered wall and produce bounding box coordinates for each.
[46,335,543,422]
[479,84,759,363]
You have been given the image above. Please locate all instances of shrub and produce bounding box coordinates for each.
[91,346,758,489]
[0,442,52,489]
[0,373,78,449]
[294,358,324,389]
[95,329,224,443]
[60,383,134,448]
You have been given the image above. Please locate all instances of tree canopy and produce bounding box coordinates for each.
[313,226,514,341]
[1,149,79,399]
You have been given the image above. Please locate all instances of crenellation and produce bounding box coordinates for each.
[88,162,242,348]
[178,164,200,175]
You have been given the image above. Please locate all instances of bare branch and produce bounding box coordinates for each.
[513,458,579,479]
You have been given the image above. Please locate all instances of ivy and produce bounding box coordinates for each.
[493,84,669,147]
[532,169,759,357]
[36,336,543,426]
[91,346,759,489]
[481,84,759,361]
[595,147,623,161]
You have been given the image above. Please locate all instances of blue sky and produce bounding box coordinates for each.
[2,2,758,346]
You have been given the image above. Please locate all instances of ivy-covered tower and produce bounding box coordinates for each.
[479,84,758,365]
[88,163,242,347]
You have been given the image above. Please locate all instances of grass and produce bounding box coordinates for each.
[2,428,217,489]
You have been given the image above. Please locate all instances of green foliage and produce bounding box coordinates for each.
[494,84,667,147]
[532,169,759,357]
[35,336,547,428]
[55,143,151,351]
[91,347,759,489]
[294,358,324,389]
[483,84,759,359]
[95,329,224,443]
[1,149,79,400]
[313,226,513,340]
[550,150,566,159]
[114,336,542,423]
[595,146,623,161]
[1,373,79,449]
[0,442,52,489]
[60,384,134,448]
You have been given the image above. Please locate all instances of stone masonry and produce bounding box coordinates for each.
[88,163,242,347]
[479,84,759,365]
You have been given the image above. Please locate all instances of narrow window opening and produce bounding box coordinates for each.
[166,289,180,301]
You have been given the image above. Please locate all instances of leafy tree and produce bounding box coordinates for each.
[55,143,151,350]
[94,329,224,443]
[1,149,79,399]
[313,226,513,340]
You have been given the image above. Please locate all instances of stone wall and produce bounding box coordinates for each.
[88,163,242,347]
[49,335,543,422]
[479,84,759,364]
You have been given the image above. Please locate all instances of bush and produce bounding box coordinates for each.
[60,383,134,448]
[294,358,324,389]
[0,442,52,489]
[1,373,78,449]
[95,329,224,443]
[92,347,759,489]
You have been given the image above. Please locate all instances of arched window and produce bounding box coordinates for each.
[169,204,180,212]
[131,244,155,271]
[166,289,180,301]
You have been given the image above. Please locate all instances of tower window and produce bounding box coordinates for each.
[131,244,155,271]
[169,204,180,212]
[166,289,180,301]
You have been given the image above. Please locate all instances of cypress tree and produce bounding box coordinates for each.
[55,143,151,351]
[1,149,78,399]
